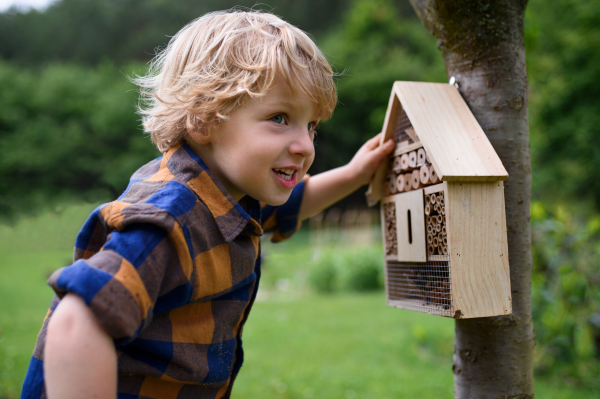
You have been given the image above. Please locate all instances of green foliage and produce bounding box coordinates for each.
[0,60,159,220]
[530,201,600,386]
[0,0,353,66]
[308,246,383,294]
[526,0,600,209]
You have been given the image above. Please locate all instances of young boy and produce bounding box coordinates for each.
[21,10,395,399]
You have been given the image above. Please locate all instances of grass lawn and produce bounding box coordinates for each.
[0,206,597,398]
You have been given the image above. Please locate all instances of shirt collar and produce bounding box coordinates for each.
[162,142,263,242]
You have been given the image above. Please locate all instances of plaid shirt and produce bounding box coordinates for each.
[22,143,306,399]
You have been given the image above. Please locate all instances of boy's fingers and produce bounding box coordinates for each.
[365,133,383,149]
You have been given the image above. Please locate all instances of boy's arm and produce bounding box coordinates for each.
[44,293,117,399]
[298,134,395,221]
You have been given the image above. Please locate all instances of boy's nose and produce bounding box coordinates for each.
[288,128,315,159]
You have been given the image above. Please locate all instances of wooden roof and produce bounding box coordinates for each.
[366,81,508,205]
[395,81,507,181]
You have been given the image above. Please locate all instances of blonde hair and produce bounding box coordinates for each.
[133,9,338,152]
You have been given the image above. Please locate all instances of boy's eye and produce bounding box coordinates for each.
[271,115,285,124]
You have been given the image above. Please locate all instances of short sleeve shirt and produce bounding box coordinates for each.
[21,143,306,399]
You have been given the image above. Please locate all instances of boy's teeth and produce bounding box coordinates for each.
[274,168,294,181]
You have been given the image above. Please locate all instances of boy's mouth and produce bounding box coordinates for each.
[273,168,295,181]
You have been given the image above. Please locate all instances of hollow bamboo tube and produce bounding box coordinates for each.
[430,194,437,205]
[411,170,421,189]
[430,167,439,183]
[417,148,426,165]
[441,245,448,255]
[428,245,435,255]
[424,203,431,216]
[427,233,433,244]
[426,215,432,225]
[419,165,430,185]
[438,232,444,242]
[433,237,439,247]
[396,174,405,192]
[443,236,448,246]
[393,156,401,170]
[389,176,398,194]
[436,223,442,233]
[404,174,413,192]
[436,194,443,204]
[400,153,409,170]
[434,204,440,213]
[427,224,433,234]
[408,151,417,168]
[440,205,446,215]
[441,226,447,235]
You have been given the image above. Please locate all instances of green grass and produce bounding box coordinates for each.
[0,205,597,398]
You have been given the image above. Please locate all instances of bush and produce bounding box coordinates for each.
[308,246,383,294]
[531,201,600,387]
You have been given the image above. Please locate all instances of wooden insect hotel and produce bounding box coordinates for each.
[367,81,512,319]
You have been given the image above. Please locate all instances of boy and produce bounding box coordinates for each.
[22,9,395,399]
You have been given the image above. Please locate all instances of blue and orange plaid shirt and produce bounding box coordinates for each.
[22,143,307,399]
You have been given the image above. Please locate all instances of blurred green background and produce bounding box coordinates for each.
[0,0,599,397]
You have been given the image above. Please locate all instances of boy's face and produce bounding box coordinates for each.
[191,77,318,205]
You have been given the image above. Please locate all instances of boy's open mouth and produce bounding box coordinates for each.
[273,168,295,181]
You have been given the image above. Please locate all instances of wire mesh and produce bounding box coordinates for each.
[386,257,453,317]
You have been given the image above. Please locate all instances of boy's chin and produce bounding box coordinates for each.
[259,192,293,207]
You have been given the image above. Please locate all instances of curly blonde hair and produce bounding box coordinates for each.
[133,9,338,152]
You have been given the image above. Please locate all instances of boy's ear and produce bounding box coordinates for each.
[186,114,211,145]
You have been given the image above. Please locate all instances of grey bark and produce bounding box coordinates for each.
[407,1,535,398]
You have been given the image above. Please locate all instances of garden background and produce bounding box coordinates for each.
[0,0,598,397]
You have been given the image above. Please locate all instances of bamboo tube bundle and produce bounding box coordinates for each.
[441,226,447,235]
[441,245,448,255]
[428,245,435,255]
[400,153,409,170]
[437,215,443,225]
[411,170,421,190]
[383,202,397,255]
[424,203,431,216]
[430,167,439,183]
[443,236,448,246]
[426,215,432,225]
[408,151,417,168]
[389,176,398,194]
[438,232,444,243]
[430,194,437,205]
[396,173,405,192]
[392,156,401,170]
[417,148,426,165]
[427,224,433,234]
[436,223,442,233]
[440,204,446,215]
[432,236,439,247]
[434,203,440,213]
[427,233,433,244]
[419,165,430,184]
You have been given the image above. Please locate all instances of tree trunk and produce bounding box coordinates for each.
[407,1,535,398]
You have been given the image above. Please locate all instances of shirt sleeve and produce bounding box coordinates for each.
[261,175,308,242]
[47,222,180,344]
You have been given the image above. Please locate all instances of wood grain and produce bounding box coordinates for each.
[394,189,427,262]
[446,181,512,318]
[394,81,508,182]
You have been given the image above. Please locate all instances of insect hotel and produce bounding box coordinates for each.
[367,81,512,319]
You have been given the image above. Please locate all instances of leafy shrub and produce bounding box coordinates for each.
[531,201,600,386]
[307,246,383,294]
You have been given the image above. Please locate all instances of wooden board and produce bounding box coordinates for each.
[394,189,426,262]
[446,181,512,318]
[394,82,508,182]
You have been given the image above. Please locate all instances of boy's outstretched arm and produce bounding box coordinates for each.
[44,293,117,399]
[298,133,395,221]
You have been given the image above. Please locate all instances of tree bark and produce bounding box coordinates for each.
[407,1,535,398]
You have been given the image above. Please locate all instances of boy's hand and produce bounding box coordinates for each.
[346,133,395,186]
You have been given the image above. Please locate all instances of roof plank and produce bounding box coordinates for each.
[394,81,508,181]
